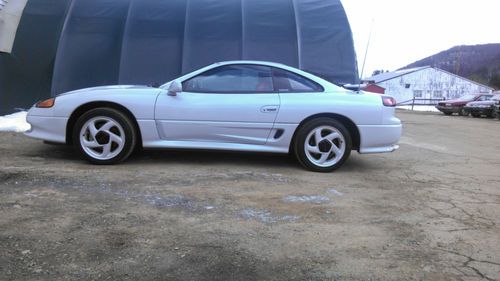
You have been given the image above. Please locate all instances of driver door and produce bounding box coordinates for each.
[154,64,280,145]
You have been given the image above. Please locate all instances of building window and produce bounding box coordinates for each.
[405,84,411,89]
[433,91,443,98]
[413,90,423,98]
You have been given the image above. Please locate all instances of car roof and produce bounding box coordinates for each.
[160,59,341,92]
[212,60,290,68]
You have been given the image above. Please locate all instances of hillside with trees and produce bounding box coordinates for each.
[400,43,500,89]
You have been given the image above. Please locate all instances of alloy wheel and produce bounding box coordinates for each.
[304,126,346,168]
[79,116,125,160]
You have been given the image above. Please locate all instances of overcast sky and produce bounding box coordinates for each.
[341,0,500,78]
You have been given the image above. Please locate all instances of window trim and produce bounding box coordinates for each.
[181,64,276,94]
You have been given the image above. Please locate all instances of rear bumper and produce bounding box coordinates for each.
[358,124,402,154]
[360,144,399,154]
[24,115,68,144]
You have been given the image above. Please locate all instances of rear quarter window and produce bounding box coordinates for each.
[272,68,324,93]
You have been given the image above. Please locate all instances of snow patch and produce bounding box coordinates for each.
[142,194,193,209]
[282,195,330,204]
[239,208,299,223]
[397,105,440,113]
[327,189,344,196]
[0,111,31,133]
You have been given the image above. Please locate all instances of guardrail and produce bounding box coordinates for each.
[397,98,445,110]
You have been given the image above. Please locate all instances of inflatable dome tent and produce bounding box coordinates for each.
[0,0,358,115]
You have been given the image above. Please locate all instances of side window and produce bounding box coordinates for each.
[272,68,324,93]
[182,65,274,93]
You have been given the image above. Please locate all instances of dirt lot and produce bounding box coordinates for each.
[1,111,499,281]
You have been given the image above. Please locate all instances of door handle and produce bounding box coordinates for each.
[261,105,279,113]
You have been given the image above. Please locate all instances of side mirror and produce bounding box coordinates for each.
[167,80,182,96]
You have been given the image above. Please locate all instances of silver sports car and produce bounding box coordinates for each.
[25,61,402,172]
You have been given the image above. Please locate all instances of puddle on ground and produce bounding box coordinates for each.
[90,185,209,211]
[239,208,300,223]
[282,195,331,204]
[13,173,301,223]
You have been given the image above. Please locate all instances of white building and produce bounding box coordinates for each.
[364,66,493,103]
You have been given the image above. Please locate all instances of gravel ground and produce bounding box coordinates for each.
[1,111,499,281]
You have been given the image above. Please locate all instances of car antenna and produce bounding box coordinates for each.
[358,19,375,93]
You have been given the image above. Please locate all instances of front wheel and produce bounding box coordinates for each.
[73,108,137,165]
[458,108,469,116]
[294,118,352,172]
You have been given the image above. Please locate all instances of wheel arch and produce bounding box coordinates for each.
[290,113,361,152]
[66,101,142,147]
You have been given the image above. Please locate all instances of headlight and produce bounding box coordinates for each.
[36,98,55,108]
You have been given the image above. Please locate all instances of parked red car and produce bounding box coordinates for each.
[436,94,493,116]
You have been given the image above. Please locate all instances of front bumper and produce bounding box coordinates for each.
[358,124,402,154]
[24,114,68,144]
[436,105,460,113]
[465,107,494,115]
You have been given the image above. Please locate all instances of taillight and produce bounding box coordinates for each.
[36,98,55,108]
[382,96,396,107]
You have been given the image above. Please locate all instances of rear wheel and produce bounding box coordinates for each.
[73,108,136,164]
[444,112,452,116]
[294,118,352,172]
[471,113,481,118]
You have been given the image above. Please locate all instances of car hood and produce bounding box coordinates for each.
[57,85,157,97]
[438,99,471,105]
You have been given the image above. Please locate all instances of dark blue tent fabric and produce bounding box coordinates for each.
[0,0,358,115]
[52,0,131,94]
[0,0,70,114]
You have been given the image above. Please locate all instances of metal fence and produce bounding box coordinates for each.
[397,98,445,110]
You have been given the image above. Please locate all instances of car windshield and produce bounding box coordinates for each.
[457,94,477,101]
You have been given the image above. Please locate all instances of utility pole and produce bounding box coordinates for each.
[455,46,462,76]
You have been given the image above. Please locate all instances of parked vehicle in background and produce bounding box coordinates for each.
[24,61,402,172]
[494,103,500,120]
[464,94,500,118]
[436,94,493,116]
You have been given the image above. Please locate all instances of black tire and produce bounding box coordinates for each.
[72,108,137,165]
[294,118,352,172]
[471,113,481,118]
[444,112,452,116]
[458,108,469,116]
